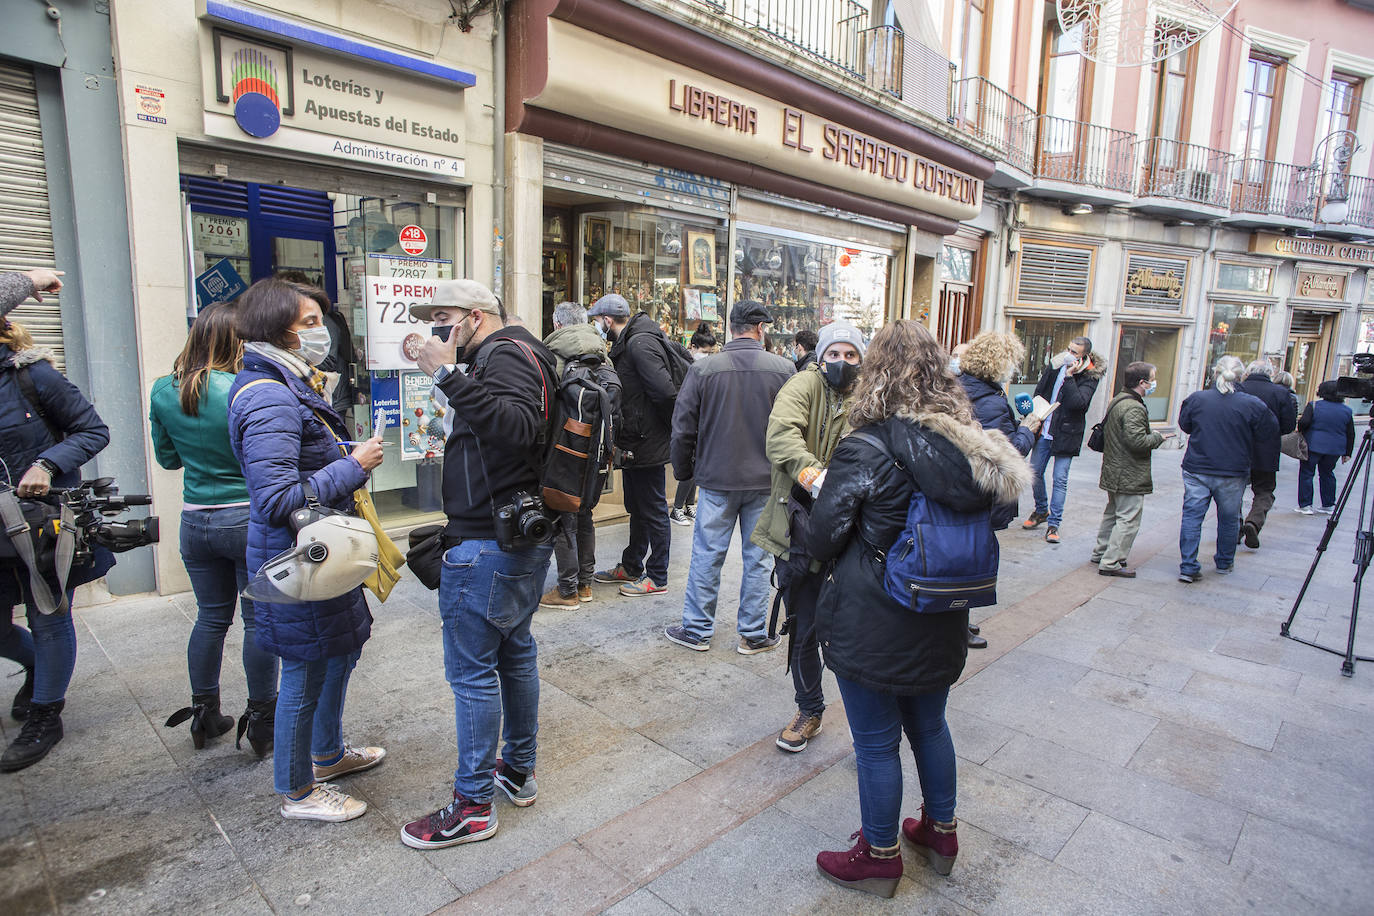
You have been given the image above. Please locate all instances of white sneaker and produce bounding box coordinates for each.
[1295,506,1315,515]
[313,744,387,781]
[281,783,367,822]
[1316,506,1334,515]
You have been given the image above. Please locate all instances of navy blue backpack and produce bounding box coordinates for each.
[846,431,999,614]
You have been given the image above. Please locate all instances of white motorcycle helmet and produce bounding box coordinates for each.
[243,515,379,604]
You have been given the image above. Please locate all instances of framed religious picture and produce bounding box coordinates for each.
[687,230,715,286]
[585,217,610,253]
[616,227,643,256]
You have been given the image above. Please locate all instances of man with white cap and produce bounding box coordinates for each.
[751,320,865,752]
[588,293,682,597]
[665,300,794,655]
[401,280,559,850]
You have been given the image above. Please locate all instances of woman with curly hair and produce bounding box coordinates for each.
[807,321,1028,896]
[957,331,1042,531]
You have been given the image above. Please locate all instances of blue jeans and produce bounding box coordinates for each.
[1179,471,1247,575]
[180,507,278,701]
[273,651,359,795]
[680,487,771,641]
[835,676,956,848]
[1029,438,1072,527]
[1298,453,1340,509]
[439,539,553,802]
[0,599,76,706]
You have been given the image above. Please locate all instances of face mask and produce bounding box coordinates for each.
[1052,350,1076,370]
[822,359,859,390]
[595,320,608,342]
[432,324,453,342]
[948,356,961,375]
[293,326,332,366]
[1144,380,1157,396]
[603,321,619,343]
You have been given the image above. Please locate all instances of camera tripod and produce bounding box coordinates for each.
[1280,415,1374,677]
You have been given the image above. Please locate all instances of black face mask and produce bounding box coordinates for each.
[603,322,619,343]
[822,359,860,390]
[432,324,453,342]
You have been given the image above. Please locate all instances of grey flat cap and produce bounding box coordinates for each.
[409,279,501,321]
[587,294,631,318]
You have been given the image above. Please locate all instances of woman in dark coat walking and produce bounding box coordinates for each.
[0,270,111,771]
[229,278,387,822]
[807,321,1028,897]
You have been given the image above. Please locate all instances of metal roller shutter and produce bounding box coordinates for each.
[0,61,62,367]
[543,144,731,218]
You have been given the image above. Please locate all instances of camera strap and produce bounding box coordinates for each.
[0,487,76,615]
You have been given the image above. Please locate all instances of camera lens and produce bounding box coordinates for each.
[519,509,552,543]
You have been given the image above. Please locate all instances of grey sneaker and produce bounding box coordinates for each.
[665,625,710,651]
[738,634,781,655]
[493,759,537,807]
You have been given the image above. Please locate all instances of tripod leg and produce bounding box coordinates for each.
[1283,429,1374,637]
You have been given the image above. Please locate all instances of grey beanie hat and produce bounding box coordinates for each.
[587,293,631,318]
[816,320,867,359]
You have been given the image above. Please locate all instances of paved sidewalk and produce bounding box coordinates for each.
[3,449,1373,914]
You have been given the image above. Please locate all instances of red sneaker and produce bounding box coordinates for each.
[901,808,958,875]
[815,830,903,898]
[400,793,497,850]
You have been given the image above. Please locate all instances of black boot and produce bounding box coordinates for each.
[0,699,63,772]
[236,697,275,758]
[164,692,234,750]
[11,667,33,721]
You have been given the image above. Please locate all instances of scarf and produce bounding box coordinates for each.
[244,341,337,400]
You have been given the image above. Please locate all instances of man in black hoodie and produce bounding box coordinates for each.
[403,280,556,851]
[588,294,680,597]
[1235,358,1297,549]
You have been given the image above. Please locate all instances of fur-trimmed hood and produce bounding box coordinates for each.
[1081,351,1108,380]
[895,409,1031,506]
[0,343,57,369]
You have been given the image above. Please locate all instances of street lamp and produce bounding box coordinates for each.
[1313,129,1362,225]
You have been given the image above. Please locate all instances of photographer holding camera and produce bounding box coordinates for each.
[402,280,557,851]
[0,268,112,772]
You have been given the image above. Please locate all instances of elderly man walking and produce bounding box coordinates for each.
[1235,358,1296,549]
[665,301,794,653]
[1176,356,1279,583]
[1092,362,1174,577]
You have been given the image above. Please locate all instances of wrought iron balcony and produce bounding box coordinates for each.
[1136,138,1233,209]
[1340,175,1374,229]
[1034,116,1136,193]
[694,0,870,77]
[857,25,901,97]
[950,76,1036,173]
[1230,158,1317,221]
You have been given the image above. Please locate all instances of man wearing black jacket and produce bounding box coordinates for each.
[588,294,680,597]
[403,280,555,850]
[1236,358,1297,548]
[1023,337,1105,544]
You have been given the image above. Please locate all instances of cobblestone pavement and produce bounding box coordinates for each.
[3,449,1373,915]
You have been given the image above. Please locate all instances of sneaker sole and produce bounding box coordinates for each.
[665,630,710,651]
[620,586,667,597]
[538,600,580,610]
[593,572,635,584]
[400,818,498,850]
[737,641,780,656]
[578,595,594,603]
[313,750,387,782]
[281,802,368,822]
[815,863,900,898]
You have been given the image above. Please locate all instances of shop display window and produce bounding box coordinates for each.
[1114,325,1179,421]
[1009,318,1087,402]
[1206,301,1266,371]
[734,229,890,356]
[1216,262,1273,294]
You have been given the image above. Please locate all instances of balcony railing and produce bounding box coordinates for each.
[1136,138,1233,209]
[1034,116,1136,193]
[1231,158,1317,221]
[857,25,901,97]
[1341,175,1374,229]
[951,76,1036,173]
[696,0,869,77]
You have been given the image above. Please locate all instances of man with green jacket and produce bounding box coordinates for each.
[1093,361,1174,577]
[751,321,865,752]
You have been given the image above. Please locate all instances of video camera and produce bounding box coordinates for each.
[46,477,160,564]
[1336,353,1374,401]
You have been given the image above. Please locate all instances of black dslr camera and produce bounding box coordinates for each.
[1336,353,1374,401]
[48,477,160,564]
[494,491,554,551]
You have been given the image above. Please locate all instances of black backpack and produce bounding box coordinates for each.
[542,352,619,514]
[660,337,693,393]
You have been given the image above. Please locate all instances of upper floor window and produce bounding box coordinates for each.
[1149,30,1193,143]
[1324,73,1363,174]
[1041,17,1091,123]
[1235,52,1285,164]
[952,0,988,81]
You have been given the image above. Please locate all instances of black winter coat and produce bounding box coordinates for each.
[959,374,1036,529]
[1236,373,1297,473]
[608,313,679,467]
[1033,359,1104,457]
[806,413,1027,695]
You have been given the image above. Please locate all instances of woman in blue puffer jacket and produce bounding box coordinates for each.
[1296,380,1355,514]
[228,278,387,823]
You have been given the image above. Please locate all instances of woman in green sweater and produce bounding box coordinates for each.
[149,303,279,753]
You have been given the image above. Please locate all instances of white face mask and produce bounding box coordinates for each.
[294,325,332,366]
[948,356,961,374]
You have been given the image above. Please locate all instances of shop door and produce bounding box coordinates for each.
[1285,310,1333,406]
[937,284,973,352]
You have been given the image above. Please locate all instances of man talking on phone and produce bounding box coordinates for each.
[400,280,558,852]
[1022,336,1105,544]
